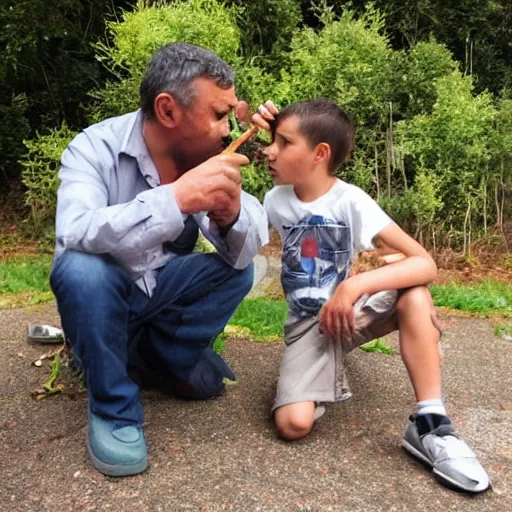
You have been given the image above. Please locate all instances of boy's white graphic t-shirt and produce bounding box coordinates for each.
[264,179,392,324]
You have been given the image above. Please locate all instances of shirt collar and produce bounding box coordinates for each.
[120,109,161,188]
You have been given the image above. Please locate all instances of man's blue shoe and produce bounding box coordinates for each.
[87,410,148,477]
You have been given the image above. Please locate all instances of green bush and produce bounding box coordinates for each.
[273,6,393,126]
[267,5,402,211]
[226,0,302,66]
[100,0,240,76]
[0,0,122,188]
[0,94,30,183]
[88,77,140,125]
[20,124,76,224]
[395,71,497,244]
[90,0,242,121]
[242,162,274,203]
[18,0,512,252]
[391,39,458,117]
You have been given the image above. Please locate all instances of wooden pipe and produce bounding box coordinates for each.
[221,125,259,155]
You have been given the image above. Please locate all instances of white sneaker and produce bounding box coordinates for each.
[402,414,490,493]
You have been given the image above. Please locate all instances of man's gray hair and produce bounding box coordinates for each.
[140,42,235,118]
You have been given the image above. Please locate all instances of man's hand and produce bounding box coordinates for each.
[207,201,241,228]
[319,279,360,343]
[234,100,250,128]
[171,153,248,224]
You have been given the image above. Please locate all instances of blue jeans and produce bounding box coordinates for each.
[50,251,253,426]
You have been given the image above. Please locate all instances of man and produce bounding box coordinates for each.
[50,42,268,477]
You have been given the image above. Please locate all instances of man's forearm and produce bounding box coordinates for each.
[56,184,186,258]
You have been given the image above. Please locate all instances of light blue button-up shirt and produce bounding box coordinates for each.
[54,109,269,295]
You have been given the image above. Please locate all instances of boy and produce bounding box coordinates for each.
[253,99,489,493]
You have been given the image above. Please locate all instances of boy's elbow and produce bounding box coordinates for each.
[425,254,437,282]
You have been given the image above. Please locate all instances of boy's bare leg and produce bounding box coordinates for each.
[397,286,490,492]
[274,401,316,441]
[395,286,441,401]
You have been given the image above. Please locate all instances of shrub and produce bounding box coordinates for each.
[395,71,497,246]
[273,6,393,126]
[20,124,76,225]
[0,94,31,183]
[89,0,242,121]
[242,162,275,203]
[391,39,458,117]
[225,0,302,66]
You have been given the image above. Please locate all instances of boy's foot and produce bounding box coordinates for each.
[402,414,490,493]
[88,410,148,477]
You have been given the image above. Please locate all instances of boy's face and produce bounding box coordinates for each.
[263,115,317,186]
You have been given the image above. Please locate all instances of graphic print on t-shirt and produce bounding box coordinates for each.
[281,214,352,321]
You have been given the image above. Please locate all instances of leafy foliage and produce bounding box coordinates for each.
[89,0,241,120]
[225,0,302,66]
[391,40,458,118]
[273,6,393,126]
[242,163,275,203]
[340,0,512,95]
[395,71,497,244]
[20,124,76,224]
[0,94,30,184]
[98,0,240,76]
[360,339,394,355]
[9,0,512,251]
[0,0,128,184]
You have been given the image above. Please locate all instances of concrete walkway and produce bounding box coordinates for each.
[1,302,511,511]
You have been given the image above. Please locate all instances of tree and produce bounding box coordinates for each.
[0,0,134,186]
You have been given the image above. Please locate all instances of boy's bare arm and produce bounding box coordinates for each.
[372,234,406,264]
[320,222,437,341]
[349,222,437,294]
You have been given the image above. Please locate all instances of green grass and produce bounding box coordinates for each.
[360,338,394,355]
[3,252,512,324]
[0,254,52,294]
[494,323,512,340]
[228,298,287,341]
[430,280,512,315]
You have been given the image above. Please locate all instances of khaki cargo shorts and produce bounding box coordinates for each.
[272,289,441,413]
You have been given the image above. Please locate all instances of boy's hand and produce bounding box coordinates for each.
[378,251,406,265]
[320,279,360,343]
[251,100,279,132]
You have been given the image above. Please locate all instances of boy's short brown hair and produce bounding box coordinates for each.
[271,99,355,172]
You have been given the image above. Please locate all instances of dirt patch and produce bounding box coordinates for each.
[0,239,42,260]
[259,228,282,259]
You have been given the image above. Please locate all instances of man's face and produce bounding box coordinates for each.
[263,115,316,186]
[176,76,237,170]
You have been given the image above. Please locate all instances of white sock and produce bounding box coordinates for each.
[417,398,446,417]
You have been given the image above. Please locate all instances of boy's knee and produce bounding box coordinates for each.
[274,408,315,441]
[396,286,432,315]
